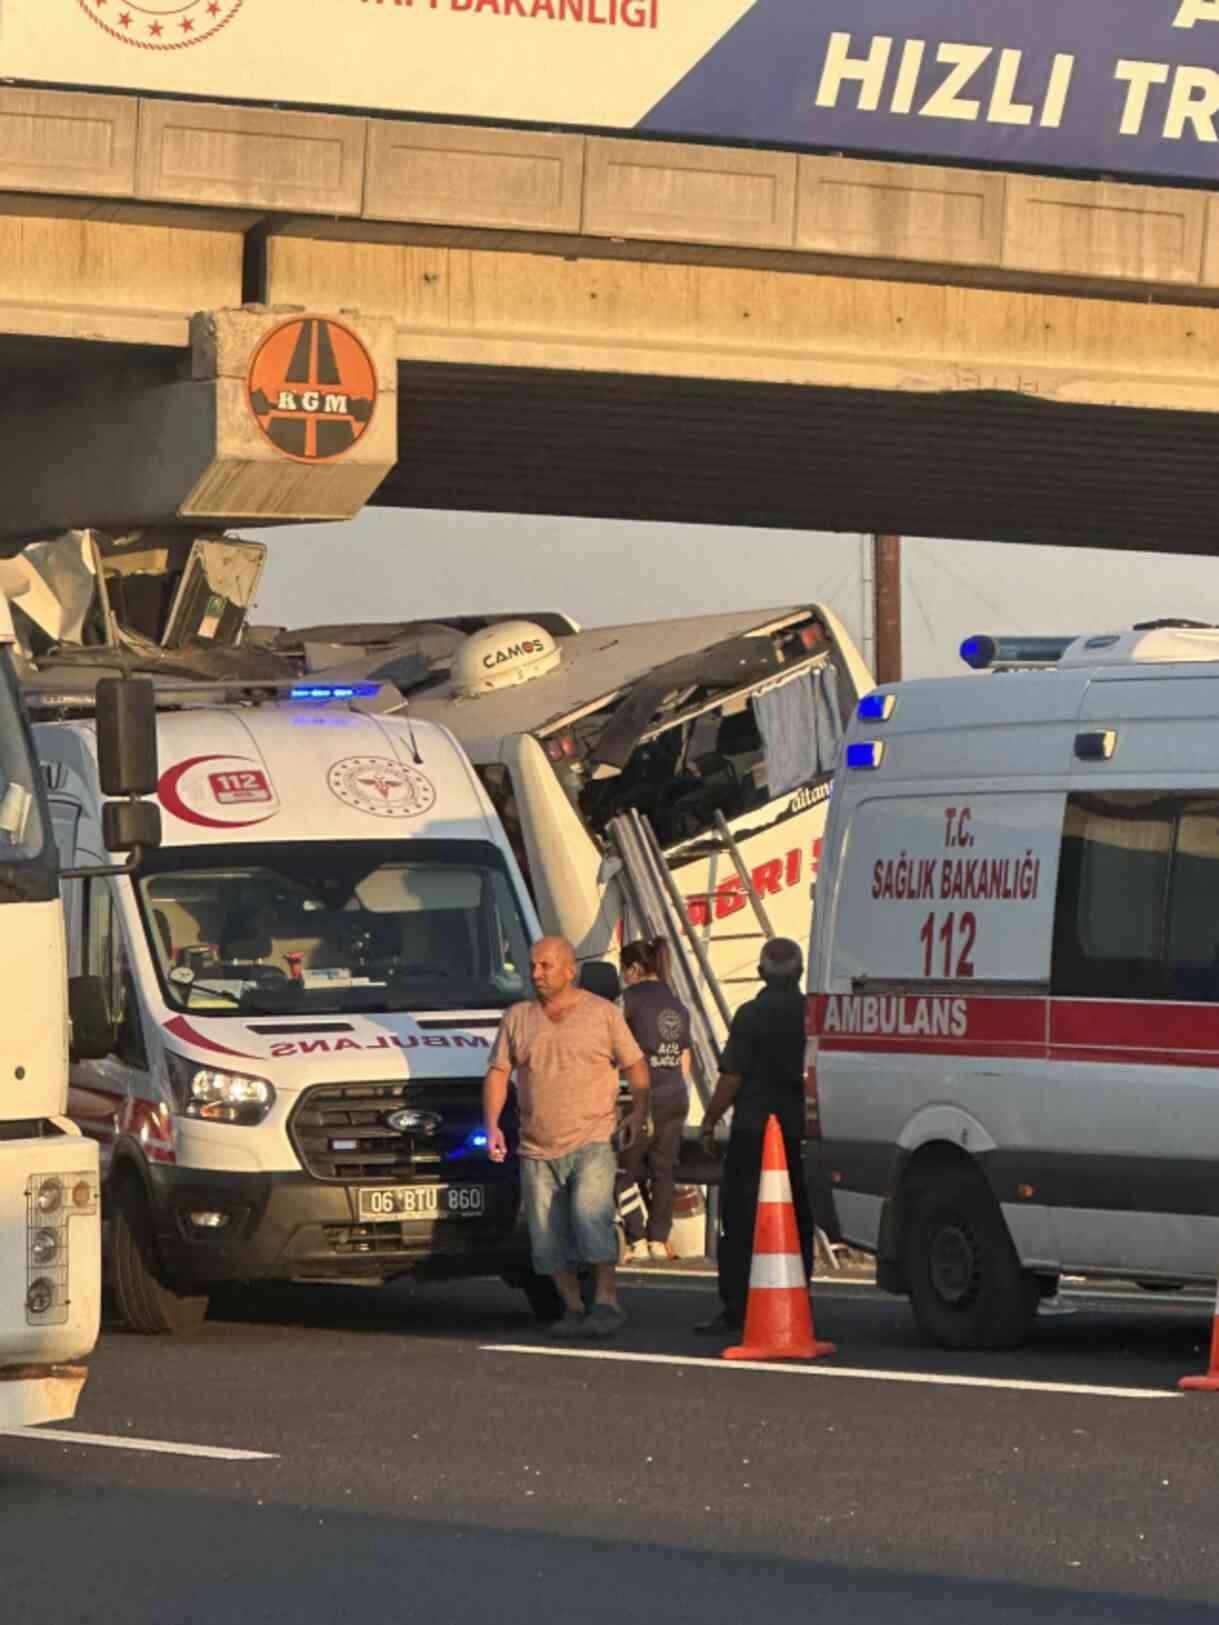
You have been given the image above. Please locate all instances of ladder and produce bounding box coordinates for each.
[605,805,843,1271]
[605,807,726,1110]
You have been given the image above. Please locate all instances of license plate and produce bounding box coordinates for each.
[358,1185,486,1222]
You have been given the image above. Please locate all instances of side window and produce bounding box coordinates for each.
[61,876,85,978]
[84,880,147,1066]
[1052,793,1176,1001]
[1165,803,1219,1002]
[579,709,768,850]
[47,799,79,869]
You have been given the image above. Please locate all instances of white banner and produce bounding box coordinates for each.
[0,2,757,130]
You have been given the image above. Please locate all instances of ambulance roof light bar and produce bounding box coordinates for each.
[26,679,385,713]
[959,635,1079,671]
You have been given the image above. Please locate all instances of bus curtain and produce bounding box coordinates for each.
[750,662,842,797]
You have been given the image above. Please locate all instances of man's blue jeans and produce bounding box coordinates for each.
[520,1141,618,1276]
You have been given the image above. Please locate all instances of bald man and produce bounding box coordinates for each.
[485,937,649,1340]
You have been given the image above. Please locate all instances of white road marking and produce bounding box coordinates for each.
[483,1344,1177,1401]
[3,1427,278,1460]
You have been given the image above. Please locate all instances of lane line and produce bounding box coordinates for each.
[483,1344,1177,1401]
[3,1427,278,1460]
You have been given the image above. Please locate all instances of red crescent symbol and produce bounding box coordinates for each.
[157,755,276,830]
[164,1015,258,1060]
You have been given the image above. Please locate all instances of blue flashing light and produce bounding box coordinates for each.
[445,1128,491,1163]
[959,634,1078,671]
[960,636,994,670]
[845,740,885,770]
[289,683,381,702]
[857,692,896,722]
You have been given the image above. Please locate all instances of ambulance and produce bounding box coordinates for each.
[807,623,1219,1349]
[34,680,545,1333]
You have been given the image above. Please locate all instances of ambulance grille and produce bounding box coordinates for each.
[289,1079,485,1182]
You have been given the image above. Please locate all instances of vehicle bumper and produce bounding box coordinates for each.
[0,1363,88,1428]
[145,1164,533,1290]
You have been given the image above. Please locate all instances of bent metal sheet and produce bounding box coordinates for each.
[9,2,1219,185]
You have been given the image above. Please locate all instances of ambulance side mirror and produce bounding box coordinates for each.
[96,676,161,854]
[68,975,117,1062]
[102,799,162,855]
[61,677,162,879]
[95,678,158,798]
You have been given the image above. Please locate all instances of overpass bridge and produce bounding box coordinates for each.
[4,1,1219,553]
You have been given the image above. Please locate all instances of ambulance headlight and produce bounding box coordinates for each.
[165,1051,275,1126]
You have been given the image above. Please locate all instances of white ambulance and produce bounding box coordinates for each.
[34,681,544,1333]
[808,623,1219,1349]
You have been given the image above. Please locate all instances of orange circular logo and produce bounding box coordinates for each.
[247,317,378,464]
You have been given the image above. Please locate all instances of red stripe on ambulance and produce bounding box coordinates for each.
[814,992,1219,1069]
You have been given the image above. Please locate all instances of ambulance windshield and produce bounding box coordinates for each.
[135,837,533,1016]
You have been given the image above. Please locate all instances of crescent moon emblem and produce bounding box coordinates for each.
[157,754,276,830]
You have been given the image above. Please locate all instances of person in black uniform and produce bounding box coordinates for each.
[694,936,815,1336]
[619,937,692,1261]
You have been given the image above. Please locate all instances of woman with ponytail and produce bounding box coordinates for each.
[619,936,692,1261]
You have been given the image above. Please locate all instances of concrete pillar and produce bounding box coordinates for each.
[0,306,398,549]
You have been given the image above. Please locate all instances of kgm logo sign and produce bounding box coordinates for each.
[248,317,378,464]
[78,0,244,48]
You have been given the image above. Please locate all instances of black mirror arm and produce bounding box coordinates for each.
[61,846,145,882]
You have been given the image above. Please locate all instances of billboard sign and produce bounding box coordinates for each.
[8,2,1219,186]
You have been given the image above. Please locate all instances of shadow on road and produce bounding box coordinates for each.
[191,1275,1211,1394]
[2,1473,1215,1625]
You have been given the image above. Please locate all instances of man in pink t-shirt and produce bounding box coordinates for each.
[485,937,649,1340]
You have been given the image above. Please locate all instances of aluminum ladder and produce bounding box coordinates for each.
[605,805,842,1270]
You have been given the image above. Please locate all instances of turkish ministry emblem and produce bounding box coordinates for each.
[247,317,378,464]
[327,758,437,820]
[78,0,244,49]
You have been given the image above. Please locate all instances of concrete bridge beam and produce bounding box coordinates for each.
[0,307,399,548]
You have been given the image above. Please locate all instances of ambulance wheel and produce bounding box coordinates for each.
[111,1178,209,1336]
[904,1170,1038,1350]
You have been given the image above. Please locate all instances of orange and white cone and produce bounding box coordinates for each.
[723,1114,837,1363]
[1180,1276,1219,1391]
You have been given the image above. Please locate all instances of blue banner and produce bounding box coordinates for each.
[643,0,1219,185]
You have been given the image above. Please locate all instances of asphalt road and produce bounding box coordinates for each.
[4,1270,1219,1625]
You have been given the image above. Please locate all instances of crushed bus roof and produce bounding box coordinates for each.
[284,606,832,762]
[404,608,832,760]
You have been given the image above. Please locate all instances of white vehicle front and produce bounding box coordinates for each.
[0,598,99,1427]
[38,688,545,1333]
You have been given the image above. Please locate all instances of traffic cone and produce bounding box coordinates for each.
[1180,1276,1219,1391]
[723,1114,837,1362]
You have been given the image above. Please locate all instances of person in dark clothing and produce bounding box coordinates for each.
[694,936,815,1335]
[619,936,692,1261]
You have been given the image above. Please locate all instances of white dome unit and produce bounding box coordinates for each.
[453,620,563,698]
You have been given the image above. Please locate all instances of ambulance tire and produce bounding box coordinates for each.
[111,1177,209,1336]
[904,1170,1038,1351]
